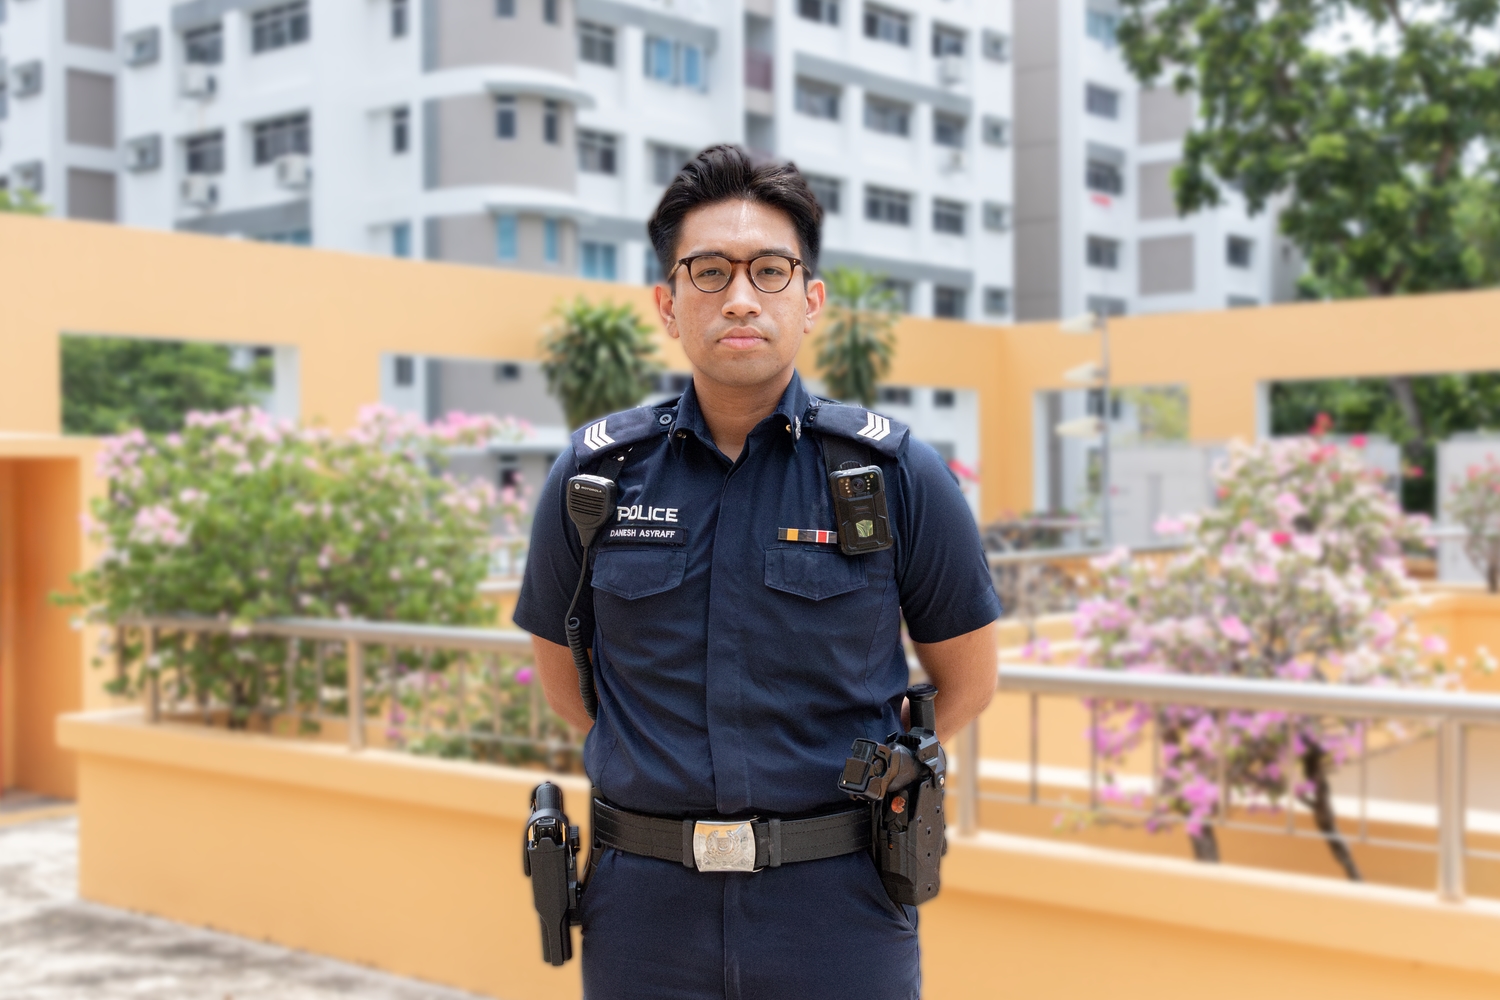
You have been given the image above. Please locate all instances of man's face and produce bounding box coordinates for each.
[655,199,825,392]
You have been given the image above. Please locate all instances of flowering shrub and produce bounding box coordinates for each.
[1451,455,1500,592]
[1075,434,1477,876]
[68,406,527,724]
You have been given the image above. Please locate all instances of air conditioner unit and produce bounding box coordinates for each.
[274,153,311,189]
[124,27,161,67]
[181,174,218,207]
[13,60,44,98]
[13,160,44,194]
[124,134,162,173]
[944,148,966,173]
[939,54,965,85]
[180,64,217,98]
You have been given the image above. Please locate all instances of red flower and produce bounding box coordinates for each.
[1272,532,1292,546]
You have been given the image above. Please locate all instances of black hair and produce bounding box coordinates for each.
[646,144,823,283]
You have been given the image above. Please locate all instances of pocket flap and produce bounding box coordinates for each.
[592,548,688,600]
[764,547,869,601]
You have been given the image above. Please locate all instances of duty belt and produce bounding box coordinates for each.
[592,798,872,874]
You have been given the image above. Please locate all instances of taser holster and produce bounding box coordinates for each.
[523,782,582,965]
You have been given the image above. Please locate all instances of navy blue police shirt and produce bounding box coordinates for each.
[514,371,1000,819]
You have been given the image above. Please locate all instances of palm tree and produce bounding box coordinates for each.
[540,298,663,429]
[814,267,900,408]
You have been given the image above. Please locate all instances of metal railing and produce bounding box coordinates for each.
[955,665,1500,902]
[113,615,576,766]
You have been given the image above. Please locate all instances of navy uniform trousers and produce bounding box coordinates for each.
[515,372,1000,1000]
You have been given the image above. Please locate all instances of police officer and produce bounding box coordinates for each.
[515,145,1000,1000]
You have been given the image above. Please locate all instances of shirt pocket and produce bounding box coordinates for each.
[764,546,869,601]
[592,547,688,600]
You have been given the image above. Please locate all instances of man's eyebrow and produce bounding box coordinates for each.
[680,246,798,258]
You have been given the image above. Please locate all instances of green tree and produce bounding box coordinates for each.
[1118,0,1500,473]
[814,267,900,408]
[62,336,272,435]
[540,298,662,429]
[0,188,47,215]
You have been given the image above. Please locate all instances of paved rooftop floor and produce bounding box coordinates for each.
[0,816,491,1000]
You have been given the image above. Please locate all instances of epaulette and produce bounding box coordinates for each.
[571,400,677,465]
[802,399,909,458]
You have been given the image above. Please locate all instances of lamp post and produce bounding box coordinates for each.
[1058,310,1112,546]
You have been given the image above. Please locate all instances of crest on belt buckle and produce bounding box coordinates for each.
[692,820,758,872]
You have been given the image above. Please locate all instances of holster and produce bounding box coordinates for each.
[523,782,582,965]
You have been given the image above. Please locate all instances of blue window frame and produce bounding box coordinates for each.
[392,222,411,258]
[497,214,518,260]
[582,241,617,280]
[682,45,702,88]
[647,37,674,81]
[544,218,560,263]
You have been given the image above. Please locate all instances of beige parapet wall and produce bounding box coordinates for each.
[59,709,1500,1000]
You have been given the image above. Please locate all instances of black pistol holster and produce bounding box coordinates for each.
[837,683,947,906]
[523,782,583,965]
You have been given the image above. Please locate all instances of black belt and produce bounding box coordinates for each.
[592,798,872,873]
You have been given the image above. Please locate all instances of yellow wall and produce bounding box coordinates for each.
[59,710,1500,1000]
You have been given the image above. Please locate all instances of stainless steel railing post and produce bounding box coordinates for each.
[958,718,979,836]
[347,638,365,751]
[1437,718,1466,902]
[145,627,160,723]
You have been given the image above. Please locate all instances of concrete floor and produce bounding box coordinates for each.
[0,817,492,1000]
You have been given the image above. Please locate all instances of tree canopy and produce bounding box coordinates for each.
[540,298,661,429]
[814,267,901,408]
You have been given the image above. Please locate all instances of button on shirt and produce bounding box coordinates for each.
[516,371,1001,819]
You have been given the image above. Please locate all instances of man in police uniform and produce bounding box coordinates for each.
[515,145,1000,1000]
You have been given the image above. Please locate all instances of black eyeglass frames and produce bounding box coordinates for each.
[668,254,806,294]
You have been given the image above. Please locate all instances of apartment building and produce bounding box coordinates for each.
[1,0,1016,324]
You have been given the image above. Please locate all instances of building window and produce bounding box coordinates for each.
[646,36,674,81]
[1227,235,1253,268]
[807,174,841,215]
[256,229,312,246]
[682,44,703,89]
[184,131,224,175]
[496,0,515,15]
[579,21,615,65]
[934,286,967,319]
[795,78,840,120]
[933,199,966,235]
[1086,158,1124,195]
[1087,9,1119,47]
[391,107,409,154]
[982,202,1011,232]
[543,100,560,144]
[981,30,1010,62]
[582,241,617,280]
[934,390,957,408]
[878,386,913,406]
[1087,295,1128,317]
[865,186,911,226]
[496,214,518,260]
[251,2,309,54]
[864,95,911,137]
[864,4,910,46]
[544,218,560,263]
[1086,84,1120,119]
[878,278,913,312]
[1087,235,1121,270]
[496,363,521,381]
[932,24,965,57]
[645,36,707,90]
[252,114,310,165]
[495,96,516,138]
[1228,295,1259,308]
[981,116,1011,147]
[799,0,839,25]
[651,144,691,185]
[184,24,222,64]
[392,222,411,258]
[578,130,617,174]
[543,0,558,25]
[394,356,415,386]
[983,287,1011,317]
[933,112,966,149]
[645,254,665,285]
[391,0,408,38]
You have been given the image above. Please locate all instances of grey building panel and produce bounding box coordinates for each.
[1015,144,1059,225]
[1138,86,1194,145]
[1014,0,1058,71]
[580,216,648,245]
[429,212,578,274]
[172,0,257,31]
[67,168,117,222]
[65,0,115,51]
[1014,66,1058,146]
[431,359,565,428]
[423,99,439,190]
[65,70,116,149]
[430,0,575,73]
[424,216,444,260]
[435,94,574,191]
[819,249,973,289]
[793,53,972,117]
[1139,234,1195,295]
[175,199,311,237]
[1013,0,1060,321]
[422,0,439,72]
[1014,220,1060,321]
[576,0,718,54]
[1138,159,1179,220]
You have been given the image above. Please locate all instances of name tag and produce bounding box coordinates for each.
[604,526,686,546]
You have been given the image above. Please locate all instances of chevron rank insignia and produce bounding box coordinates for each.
[856,411,891,442]
[778,528,838,544]
[582,419,616,451]
[803,401,908,457]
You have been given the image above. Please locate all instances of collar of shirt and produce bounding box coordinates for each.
[670,370,810,456]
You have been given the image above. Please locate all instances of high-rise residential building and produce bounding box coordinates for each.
[1012,0,1284,322]
[1,0,1016,323]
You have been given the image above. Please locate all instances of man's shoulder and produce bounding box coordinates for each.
[803,398,910,459]
[569,401,677,465]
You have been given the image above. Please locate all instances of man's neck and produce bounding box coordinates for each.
[692,368,794,463]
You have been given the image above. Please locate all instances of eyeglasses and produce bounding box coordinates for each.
[668,254,805,294]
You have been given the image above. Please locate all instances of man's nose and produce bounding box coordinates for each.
[720,265,763,319]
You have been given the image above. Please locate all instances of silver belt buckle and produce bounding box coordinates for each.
[692,819,758,873]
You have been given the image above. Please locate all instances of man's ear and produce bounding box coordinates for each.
[802,277,827,335]
[655,282,680,341]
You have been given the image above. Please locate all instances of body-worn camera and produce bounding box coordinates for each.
[523,782,582,965]
[828,464,892,556]
[837,684,946,906]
